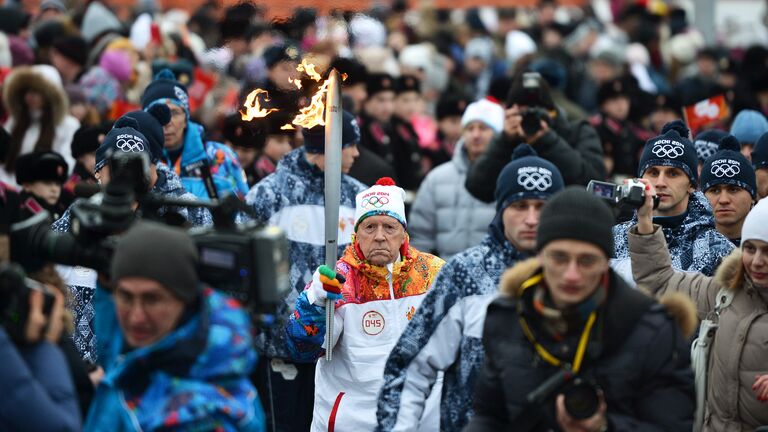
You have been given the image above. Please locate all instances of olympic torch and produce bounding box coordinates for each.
[323,69,342,361]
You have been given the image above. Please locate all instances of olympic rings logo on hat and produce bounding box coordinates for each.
[652,143,685,158]
[710,162,740,178]
[116,137,145,152]
[362,196,390,208]
[517,171,553,191]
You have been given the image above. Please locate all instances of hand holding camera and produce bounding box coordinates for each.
[634,178,657,235]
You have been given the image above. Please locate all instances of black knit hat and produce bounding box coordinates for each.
[140,69,189,113]
[537,186,615,258]
[637,120,698,185]
[15,151,68,184]
[693,129,728,163]
[303,111,360,154]
[701,135,757,198]
[122,104,171,163]
[329,57,367,86]
[262,43,301,69]
[494,144,564,212]
[71,125,107,159]
[52,35,88,67]
[111,221,200,303]
[395,75,420,95]
[366,73,396,98]
[95,117,152,172]
[597,78,629,105]
[754,131,768,170]
[436,94,469,120]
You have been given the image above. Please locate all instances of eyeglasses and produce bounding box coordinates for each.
[542,250,605,272]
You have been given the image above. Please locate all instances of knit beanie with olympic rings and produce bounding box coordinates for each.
[637,120,698,185]
[700,135,757,199]
[354,177,407,231]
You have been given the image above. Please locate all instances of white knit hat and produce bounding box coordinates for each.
[741,198,768,246]
[354,177,407,230]
[461,98,504,135]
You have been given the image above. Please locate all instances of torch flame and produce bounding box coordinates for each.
[241,89,279,121]
[293,79,329,129]
[297,59,322,82]
[289,77,302,90]
[280,124,295,130]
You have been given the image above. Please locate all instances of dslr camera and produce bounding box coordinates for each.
[519,72,552,136]
[587,179,654,209]
[562,378,602,420]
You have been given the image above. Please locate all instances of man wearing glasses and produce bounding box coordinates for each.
[466,186,696,431]
[83,222,265,431]
[141,69,248,201]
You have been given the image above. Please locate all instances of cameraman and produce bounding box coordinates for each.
[0,265,81,431]
[465,72,605,202]
[467,187,695,432]
[52,117,212,363]
[83,221,264,430]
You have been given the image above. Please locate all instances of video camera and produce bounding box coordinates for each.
[10,151,290,317]
[587,179,659,210]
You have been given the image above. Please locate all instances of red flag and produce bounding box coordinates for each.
[683,94,730,135]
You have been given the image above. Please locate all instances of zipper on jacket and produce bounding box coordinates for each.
[387,262,395,300]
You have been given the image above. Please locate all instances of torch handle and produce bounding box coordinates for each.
[323,69,342,362]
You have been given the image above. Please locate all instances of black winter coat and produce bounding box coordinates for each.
[464,113,606,202]
[467,266,695,432]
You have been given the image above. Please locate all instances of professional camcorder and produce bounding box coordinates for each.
[10,151,290,316]
[587,179,660,210]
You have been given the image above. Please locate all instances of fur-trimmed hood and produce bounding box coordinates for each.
[3,65,68,125]
[714,247,745,292]
[498,258,698,338]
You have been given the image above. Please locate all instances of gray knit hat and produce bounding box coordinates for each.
[111,221,200,302]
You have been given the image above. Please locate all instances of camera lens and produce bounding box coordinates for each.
[563,380,600,420]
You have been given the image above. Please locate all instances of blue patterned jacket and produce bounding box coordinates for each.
[163,121,249,201]
[84,287,265,432]
[52,163,212,362]
[245,147,367,358]
[611,192,734,282]
[376,224,527,432]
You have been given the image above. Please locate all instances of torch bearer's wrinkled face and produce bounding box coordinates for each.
[356,215,406,266]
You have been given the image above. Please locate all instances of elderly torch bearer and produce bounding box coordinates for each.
[323,69,342,361]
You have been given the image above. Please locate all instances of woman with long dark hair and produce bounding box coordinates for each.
[1,64,78,185]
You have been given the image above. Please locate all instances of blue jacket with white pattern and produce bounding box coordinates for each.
[245,147,367,359]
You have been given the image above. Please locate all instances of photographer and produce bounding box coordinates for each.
[465,72,605,202]
[467,187,696,432]
[84,221,265,431]
[0,265,81,431]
